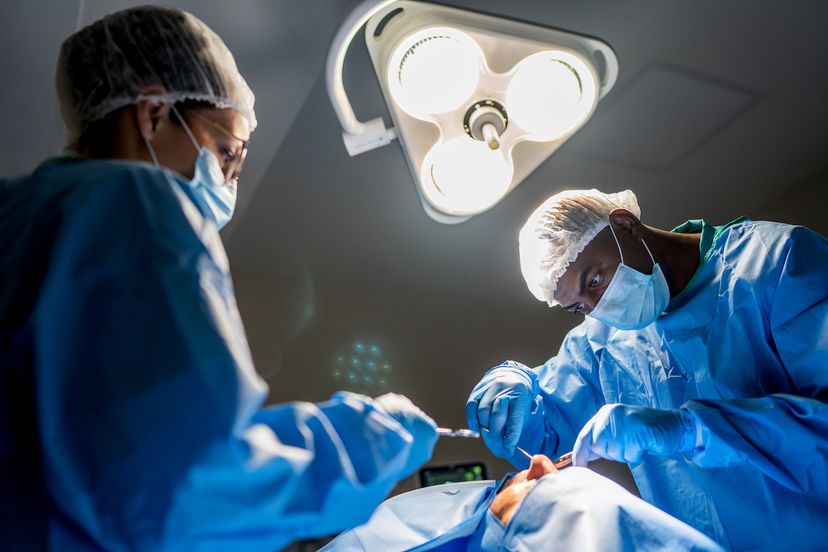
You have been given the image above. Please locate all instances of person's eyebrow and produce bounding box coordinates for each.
[190,110,250,147]
[563,264,594,312]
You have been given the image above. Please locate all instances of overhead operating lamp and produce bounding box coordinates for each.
[326,0,618,223]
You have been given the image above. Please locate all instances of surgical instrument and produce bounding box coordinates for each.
[517,446,573,470]
[553,451,573,470]
[436,427,481,439]
[482,426,572,469]
[515,445,533,460]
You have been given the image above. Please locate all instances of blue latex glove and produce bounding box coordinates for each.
[373,393,438,478]
[573,404,697,467]
[465,361,539,458]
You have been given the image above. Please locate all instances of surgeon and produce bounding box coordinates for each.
[465,189,828,550]
[0,6,436,550]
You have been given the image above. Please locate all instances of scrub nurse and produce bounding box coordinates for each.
[0,6,436,550]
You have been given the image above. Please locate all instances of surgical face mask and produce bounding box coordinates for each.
[144,105,237,229]
[587,224,670,330]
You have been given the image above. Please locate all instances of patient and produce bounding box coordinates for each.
[323,455,724,551]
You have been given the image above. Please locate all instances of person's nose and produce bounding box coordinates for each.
[526,455,557,480]
[580,289,607,315]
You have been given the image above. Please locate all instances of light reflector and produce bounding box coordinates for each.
[387,27,483,119]
[506,50,598,141]
[420,136,514,215]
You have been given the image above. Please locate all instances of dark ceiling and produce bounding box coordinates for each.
[3,1,827,305]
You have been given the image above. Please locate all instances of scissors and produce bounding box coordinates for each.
[471,425,572,470]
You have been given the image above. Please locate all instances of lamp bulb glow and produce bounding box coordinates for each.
[506,51,597,141]
[420,137,514,215]
[387,27,483,119]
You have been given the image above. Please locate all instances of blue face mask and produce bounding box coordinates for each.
[144,105,237,230]
[184,146,236,230]
[587,224,670,330]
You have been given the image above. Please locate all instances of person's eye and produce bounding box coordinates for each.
[588,273,601,288]
[220,148,235,164]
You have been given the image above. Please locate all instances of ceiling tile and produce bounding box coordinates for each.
[566,62,757,172]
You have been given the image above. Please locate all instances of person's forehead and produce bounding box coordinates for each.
[552,249,595,303]
[552,227,611,303]
[207,107,251,141]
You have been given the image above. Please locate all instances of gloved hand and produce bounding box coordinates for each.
[465,361,539,458]
[373,393,438,479]
[572,404,697,467]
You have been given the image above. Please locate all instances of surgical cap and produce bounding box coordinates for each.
[519,189,641,306]
[56,5,256,143]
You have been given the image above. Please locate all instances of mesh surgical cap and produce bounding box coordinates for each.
[519,189,641,306]
[56,5,256,143]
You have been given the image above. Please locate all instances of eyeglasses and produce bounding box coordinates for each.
[189,110,249,186]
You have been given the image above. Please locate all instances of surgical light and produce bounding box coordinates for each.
[506,51,597,141]
[420,136,513,216]
[387,27,483,118]
[326,0,618,223]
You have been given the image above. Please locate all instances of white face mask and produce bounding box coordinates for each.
[587,223,670,330]
[144,105,237,229]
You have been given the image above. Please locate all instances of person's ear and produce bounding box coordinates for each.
[609,208,645,241]
[132,85,171,142]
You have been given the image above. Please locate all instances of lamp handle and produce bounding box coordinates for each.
[590,40,619,99]
[326,0,399,155]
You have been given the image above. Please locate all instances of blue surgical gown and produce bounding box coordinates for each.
[0,158,418,550]
[324,468,724,551]
[507,218,828,550]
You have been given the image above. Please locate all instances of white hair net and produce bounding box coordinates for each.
[56,5,256,143]
[519,189,641,306]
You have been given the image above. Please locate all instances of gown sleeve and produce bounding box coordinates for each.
[512,322,606,468]
[683,225,828,493]
[34,165,414,550]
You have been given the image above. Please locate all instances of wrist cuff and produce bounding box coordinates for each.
[677,408,700,452]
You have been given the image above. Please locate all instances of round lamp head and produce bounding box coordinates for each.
[506,50,598,141]
[420,136,514,215]
[387,27,484,119]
